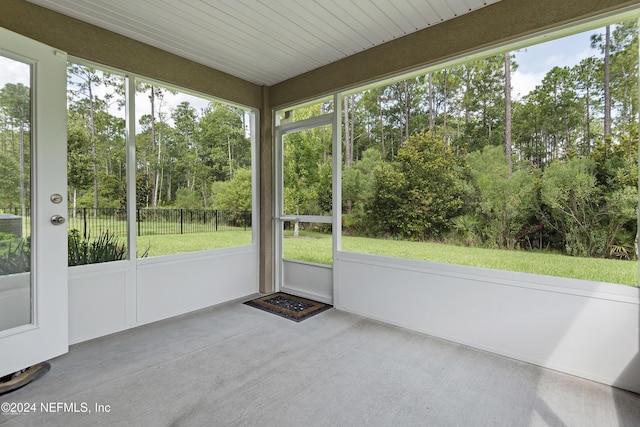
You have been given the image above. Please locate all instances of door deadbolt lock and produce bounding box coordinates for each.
[50,215,66,225]
[50,194,63,204]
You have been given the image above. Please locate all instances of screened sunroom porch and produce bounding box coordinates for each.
[0,0,639,425]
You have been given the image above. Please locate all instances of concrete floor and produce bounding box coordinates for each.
[1,297,639,427]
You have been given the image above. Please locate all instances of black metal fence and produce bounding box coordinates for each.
[1,207,251,239]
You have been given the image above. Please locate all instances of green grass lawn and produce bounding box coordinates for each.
[283,230,333,265]
[283,231,638,287]
[343,236,638,286]
[65,216,252,258]
[66,221,638,286]
[138,230,253,257]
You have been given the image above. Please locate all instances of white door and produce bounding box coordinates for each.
[0,28,68,377]
[275,114,335,304]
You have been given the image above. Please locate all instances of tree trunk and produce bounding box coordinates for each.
[344,96,352,167]
[192,144,198,190]
[88,79,98,216]
[158,167,163,205]
[504,52,513,176]
[443,71,448,145]
[404,81,410,141]
[201,178,208,207]
[379,95,385,159]
[228,135,233,179]
[585,85,591,152]
[344,95,353,213]
[465,65,471,126]
[150,87,158,208]
[604,25,611,138]
[350,97,355,159]
[428,73,434,131]
[153,129,161,207]
[1,117,5,153]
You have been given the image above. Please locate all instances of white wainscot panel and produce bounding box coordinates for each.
[282,259,332,304]
[137,247,258,325]
[69,261,131,345]
[335,252,640,394]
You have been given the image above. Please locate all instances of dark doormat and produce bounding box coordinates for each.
[244,292,332,322]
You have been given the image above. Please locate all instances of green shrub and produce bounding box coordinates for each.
[0,229,149,273]
[0,237,30,275]
[367,132,464,240]
[0,232,17,241]
[68,229,127,266]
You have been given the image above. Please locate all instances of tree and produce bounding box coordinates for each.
[136,83,175,208]
[211,167,252,213]
[431,68,463,146]
[283,126,329,216]
[195,103,250,206]
[451,55,508,152]
[466,146,539,249]
[342,148,382,232]
[0,152,20,207]
[172,101,199,199]
[343,95,354,167]
[67,117,93,215]
[609,21,639,150]
[573,57,603,153]
[174,187,204,210]
[539,156,634,258]
[68,65,104,213]
[504,52,513,175]
[591,25,612,138]
[0,83,30,214]
[367,132,464,240]
[523,66,581,164]
[67,65,125,214]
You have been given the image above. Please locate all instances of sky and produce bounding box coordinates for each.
[0,55,30,87]
[511,29,598,100]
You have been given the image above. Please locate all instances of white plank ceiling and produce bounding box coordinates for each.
[26,0,500,86]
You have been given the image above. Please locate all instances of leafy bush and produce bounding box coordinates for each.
[0,237,30,275]
[68,229,127,266]
[174,187,205,210]
[540,156,637,258]
[210,167,253,223]
[451,214,482,247]
[367,132,464,240]
[466,146,540,250]
[0,230,149,274]
[0,232,17,241]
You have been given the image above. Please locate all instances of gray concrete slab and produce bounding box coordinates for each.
[1,298,639,426]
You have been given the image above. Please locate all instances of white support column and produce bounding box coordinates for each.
[125,74,137,326]
[333,93,343,306]
[250,107,260,291]
[273,126,283,293]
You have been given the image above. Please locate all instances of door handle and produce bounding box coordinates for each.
[50,215,66,225]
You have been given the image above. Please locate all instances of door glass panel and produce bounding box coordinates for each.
[283,125,332,216]
[0,54,32,331]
